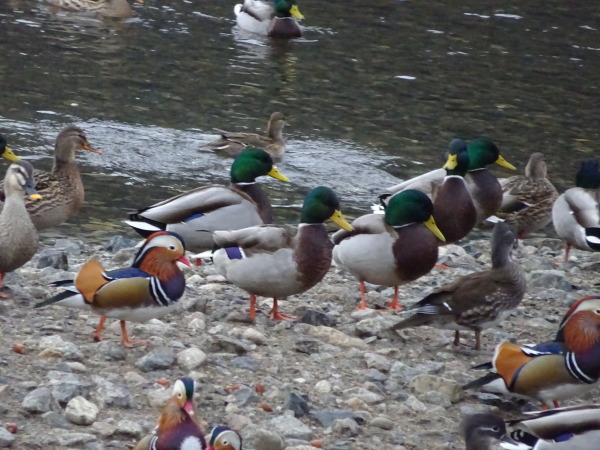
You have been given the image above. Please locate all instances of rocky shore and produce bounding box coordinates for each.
[0,231,599,449]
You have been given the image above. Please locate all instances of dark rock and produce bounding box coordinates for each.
[231,356,260,372]
[105,235,138,252]
[233,386,260,406]
[285,392,311,418]
[37,249,69,270]
[309,410,366,427]
[135,347,175,372]
[293,339,321,354]
[299,310,336,327]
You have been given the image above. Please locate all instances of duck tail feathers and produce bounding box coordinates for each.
[35,288,87,309]
[462,372,502,390]
[585,227,600,250]
[123,219,164,238]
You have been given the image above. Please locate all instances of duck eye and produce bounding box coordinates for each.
[177,393,183,398]
[492,426,500,432]
[223,440,228,445]
[169,245,176,251]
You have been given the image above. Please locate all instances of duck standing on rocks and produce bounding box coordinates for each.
[0,134,21,163]
[460,413,517,450]
[393,222,526,350]
[5,126,102,231]
[46,0,143,19]
[126,148,289,254]
[495,152,559,239]
[0,161,42,299]
[234,0,304,38]
[35,231,190,347]
[134,378,206,450]
[332,189,445,310]
[206,426,242,450]
[552,159,600,262]
[212,186,353,320]
[501,405,600,449]
[463,296,600,408]
[207,112,287,159]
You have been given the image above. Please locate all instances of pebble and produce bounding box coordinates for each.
[269,412,313,440]
[65,396,99,425]
[22,387,55,413]
[135,347,176,372]
[0,427,16,448]
[176,347,208,370]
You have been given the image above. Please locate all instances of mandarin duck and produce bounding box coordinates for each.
[0,161,41,298]
[332,189,445,310]
[35,231,190,347]
[552,159,600,262]
[0,134,21,163]
[463,296,600,408]
[460,413,518,450]
[208,112,287,159]
[134,378,206,450]
[126,148,289,254]
[212,186,352,320]
[2,126,102,231]
[206,426,242,450]
[393,222,526,350]
[501,405,600,450]
[234,0,304,38]
[494,153,558,239]
[46,0,143,18]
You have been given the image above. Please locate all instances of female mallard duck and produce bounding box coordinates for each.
[0,161,41,298]
[552,159,600,262]
[46,0,142,19]
[333,189,445,311]
[208,112,287,159]
[234,0,304,38]
[393,222,526,350]
[134,378,206,450]
[495,152,558,239]
[14,126,101,231]
[0,134,21,163]
[126,148,289,254]
[212,186,352,320]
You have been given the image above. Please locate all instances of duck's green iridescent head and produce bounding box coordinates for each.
[230,147,289,183]
[442,138,469,176]
[385,189,445,241]
[274,0,303,19]
[300,186,352,230]
[575,159,600,189]
[0,134,20,162]
[467,138,515,171]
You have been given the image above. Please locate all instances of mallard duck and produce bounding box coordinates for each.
[46,0,143,19]
[460,413,517,450]
[495,152,558,238]
[5,126,102,231]
[126,148,289,254]
[134,378,206,450]
[207,426,242,450]
[502,405,600,449]
[552,159,600,262]
[0,134,21,163]
[464,296,600,408]
[35,231,191,347]
[234,0,304,38]
[0,161,41,299]
[212,186,352,320]
[332,189,445,310]
[208,112,287,159]
[393,222,526,350]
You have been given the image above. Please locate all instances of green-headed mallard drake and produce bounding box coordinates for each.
[207,426,242,450]
[460,413,516,450]
[333,189,445,311]
[8,126,102,231]
[552,159,600,262]
[463,296,600,409]
[0,134,21,163]
[0,161,41,299]
[126,148,289,254]
[393,222,526,350]
[502,405,600,449]
[134,378,206,450]
[35,231,190,347]
[212,186,352,320]
[208,112,287,159]
[234,0,304,38]
[464,138,516,223]
[46,0,142,18]
[495,152,558,239]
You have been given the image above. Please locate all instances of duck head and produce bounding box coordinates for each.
[300,186,352,230]
[4,160,41,200]
[53,126,101,166]
[274,0,304,19]
[443,138,470,176]
[132,231,191,275]
[230,147,289,183]
[384,189,445,241]
[556,296,600,353]
[0,134,20,162]
[207,426,242,450]
[575,159,600,189]
[467,138,515,171]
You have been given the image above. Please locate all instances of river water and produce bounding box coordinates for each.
[0,0,598,242]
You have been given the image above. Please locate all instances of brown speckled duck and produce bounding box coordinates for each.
[208,112,287,158]
[0,161,41,298]
[20,126,101,230]
[393,222,526,350]
[46,0,143,19]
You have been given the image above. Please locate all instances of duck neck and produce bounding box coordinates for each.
[491,243,511,268]
[268,122,285,140]
[295,223,333,289]
[233,182,273,223]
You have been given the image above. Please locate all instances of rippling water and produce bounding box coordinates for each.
[1,0,598,242]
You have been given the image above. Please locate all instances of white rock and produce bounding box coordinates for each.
[177,347,208,370]
[243,328,267,345]
[65,396,99,425]
[314,380,332,394]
